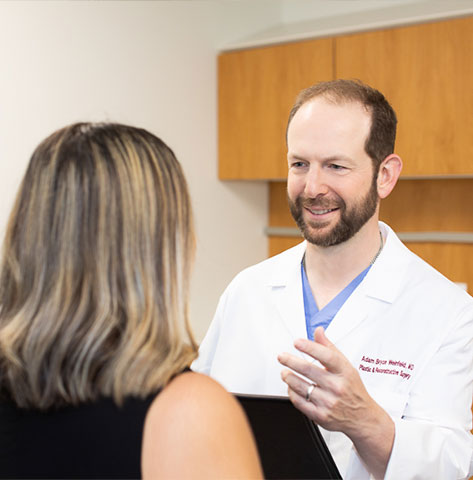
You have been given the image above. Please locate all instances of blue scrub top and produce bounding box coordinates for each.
[302,262,371,340]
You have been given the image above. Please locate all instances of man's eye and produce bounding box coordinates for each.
[291,161,306,168]
[329,164,345,170]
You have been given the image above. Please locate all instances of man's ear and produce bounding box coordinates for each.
[377,154,402,199]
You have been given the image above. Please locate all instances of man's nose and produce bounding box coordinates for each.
[304,167,329,198]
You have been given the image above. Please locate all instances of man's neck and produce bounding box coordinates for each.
[304,220,383,309]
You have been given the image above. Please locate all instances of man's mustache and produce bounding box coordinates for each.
[298,195,345,210]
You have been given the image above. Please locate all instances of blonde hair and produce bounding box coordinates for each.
[0,122,197,409]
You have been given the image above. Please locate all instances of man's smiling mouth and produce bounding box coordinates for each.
[306,207,339,215]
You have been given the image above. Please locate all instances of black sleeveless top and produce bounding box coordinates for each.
[0,393,159,479]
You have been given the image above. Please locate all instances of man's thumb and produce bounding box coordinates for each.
[314,326,332,347]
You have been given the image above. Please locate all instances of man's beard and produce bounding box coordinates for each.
[288,175,379,247]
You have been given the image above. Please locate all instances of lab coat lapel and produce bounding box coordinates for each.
[325,286,373,344]
[327,223,409,344]
[269,242,307,342]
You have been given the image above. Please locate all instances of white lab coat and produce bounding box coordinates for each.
[193,222,473,479]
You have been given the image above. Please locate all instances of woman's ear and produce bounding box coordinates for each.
[377,154,403,199]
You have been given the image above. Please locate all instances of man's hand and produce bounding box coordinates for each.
[278,327,394,479]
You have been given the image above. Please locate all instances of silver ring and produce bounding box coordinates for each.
[305,383,316,402]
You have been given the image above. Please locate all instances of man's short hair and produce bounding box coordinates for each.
[287,79,397,169]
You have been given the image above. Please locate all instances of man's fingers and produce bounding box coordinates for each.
[280,370,319,413]
[278,352,326,385]
[293,335,344,373]
[280,368,310,397]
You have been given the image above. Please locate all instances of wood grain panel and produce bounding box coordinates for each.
[268,236,302,258]
[269,181,294,227]
[379,179,473,231]
[335,16,473,176]
[219,38,333,180]
[404,243,473,291]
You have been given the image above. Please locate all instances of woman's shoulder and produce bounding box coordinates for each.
[142,371,262,479]
[144,371,249,442]
[154,370,233,409]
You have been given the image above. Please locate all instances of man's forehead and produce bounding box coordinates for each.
[287,97,372,162]
[289,97,371,136]
[300,95,370,116]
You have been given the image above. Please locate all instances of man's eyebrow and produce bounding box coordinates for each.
[287,153,354,163]
[287,153,307,160]
[322,154,353,163]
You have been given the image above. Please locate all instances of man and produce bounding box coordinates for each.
[193,80,473,479]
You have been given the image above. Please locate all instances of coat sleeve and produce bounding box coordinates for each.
[383,304,473,479]
[191,284,229,375]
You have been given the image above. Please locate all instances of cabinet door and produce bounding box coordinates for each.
[335,17,473,176]
[218,38,333,180]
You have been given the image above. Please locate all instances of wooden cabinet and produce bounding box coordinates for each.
[219,16,473,178]
[218,38,333,180]
[335,16,473,176]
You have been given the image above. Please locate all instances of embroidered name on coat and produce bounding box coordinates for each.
[359,356,414,380]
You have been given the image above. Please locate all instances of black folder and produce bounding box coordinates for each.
[236,394,341,479]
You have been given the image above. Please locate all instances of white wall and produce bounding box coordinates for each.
[280,0,419,23]
[222,0,473,50]
[0,0,282,341]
